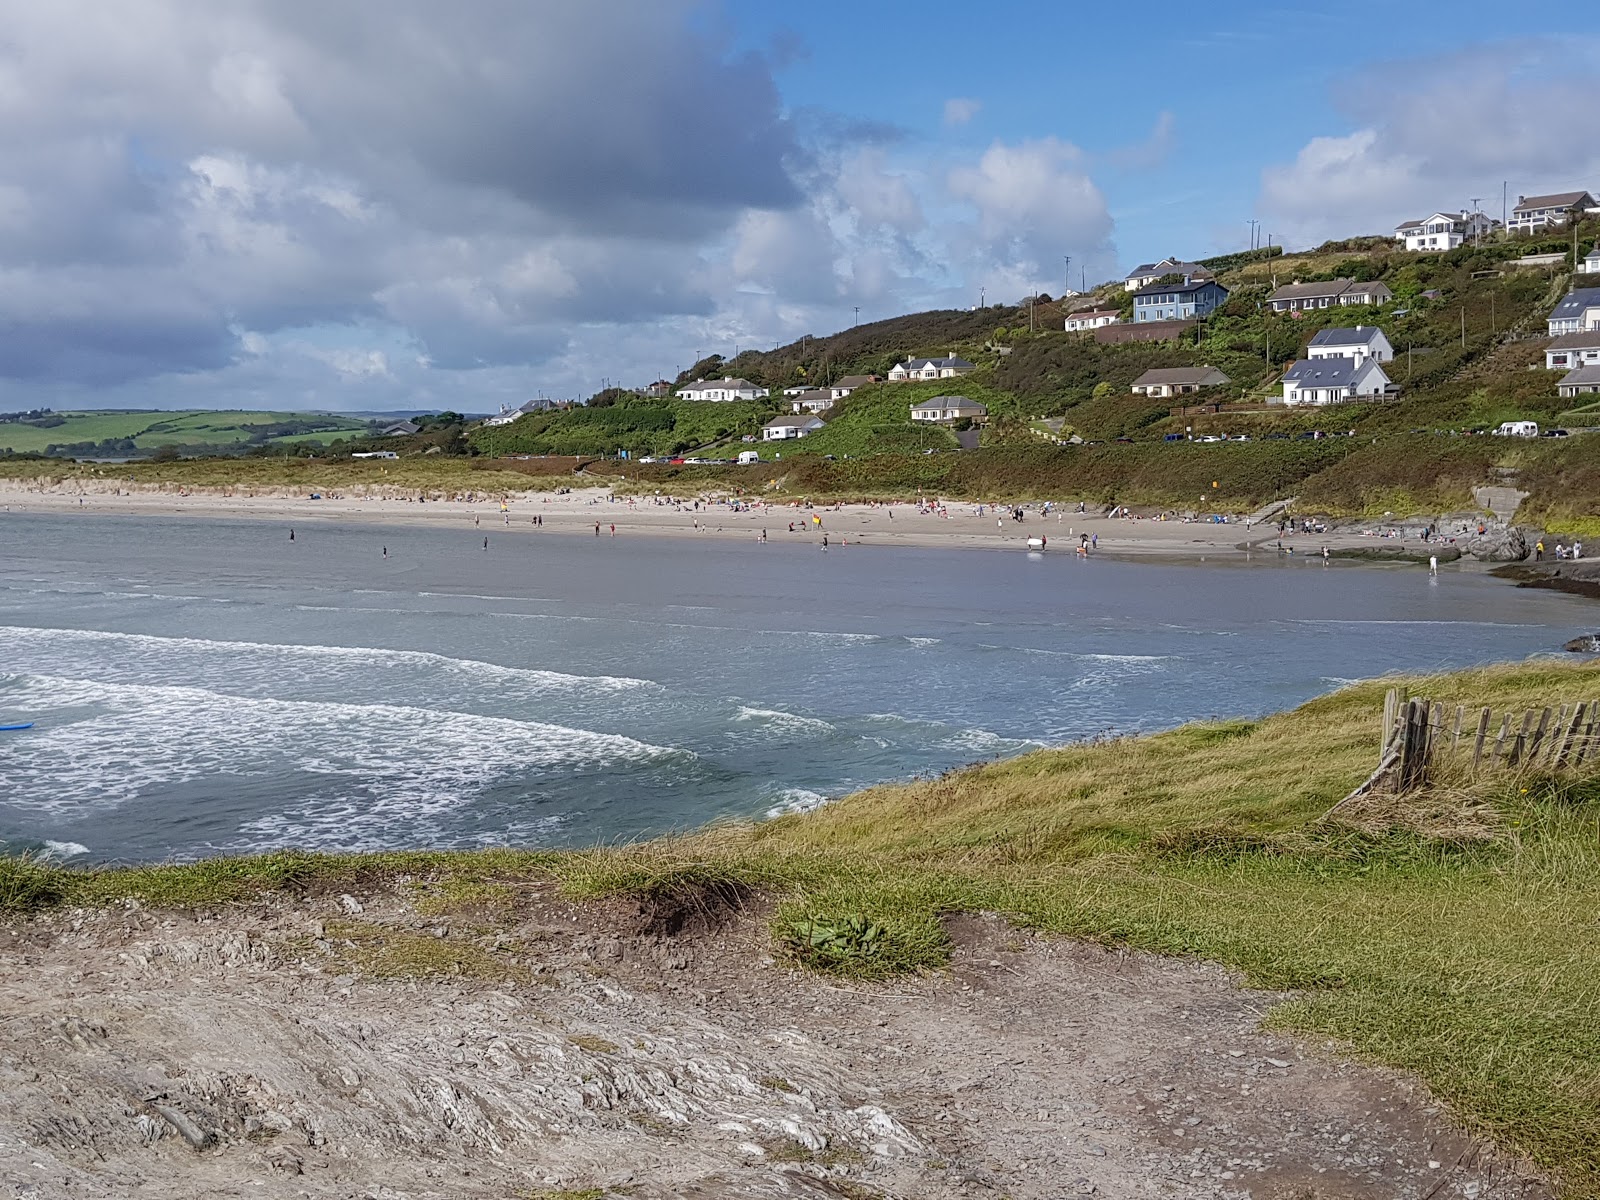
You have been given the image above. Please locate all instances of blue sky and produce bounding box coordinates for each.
[0,1,1594,412]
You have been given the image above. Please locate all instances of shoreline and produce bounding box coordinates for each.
[0,479,1514,570]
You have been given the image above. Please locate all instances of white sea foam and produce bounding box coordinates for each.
[42,840,90,859]
[733,706,836,736]
[904,636,941,648]
[764,788,830,818]
[0,626,657,694]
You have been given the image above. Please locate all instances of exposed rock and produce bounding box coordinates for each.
[1467,526,1528,562]
[1565,635,1600,654]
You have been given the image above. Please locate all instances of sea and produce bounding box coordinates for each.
[1,511,1594,864]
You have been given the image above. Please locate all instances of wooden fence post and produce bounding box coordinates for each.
[1471,707,1492,774]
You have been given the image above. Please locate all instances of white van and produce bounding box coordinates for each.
[737,450,761,465]
[1494,421,1538,438]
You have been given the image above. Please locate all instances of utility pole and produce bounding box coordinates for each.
[853,306,860,327]
[1470,198,1484,246]
[1461,307,1467,349]
[1502,181,1508,238]
[1063,255,1072,296]
[1248,219,1259,253]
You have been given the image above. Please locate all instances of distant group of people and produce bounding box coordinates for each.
[1534,539,1582,562]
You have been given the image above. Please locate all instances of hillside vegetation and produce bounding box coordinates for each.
[0,409,373,457]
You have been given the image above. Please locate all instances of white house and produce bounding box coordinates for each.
[1582,243,1600,275]
[830,374,878,399]
[1306,326,1394,366]
[1123,258,1212,291]
[909,396,987,423]
[761,414,824,441]
[1546,332,1600,372]
[1548,289,1600,336]
[782,385,811,397]
[1129,367,1230,399]
[1064,308,1122,332]
[1509,191,1596,233]
[677,377,769,402]
[888,355,975,381]
[1393,211,1496,251]
[1558,366,1600,398]
[481,398,554,427]
[1280,357,1393,406]
[789,389,835,415]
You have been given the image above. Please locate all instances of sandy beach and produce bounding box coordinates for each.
[0,476,1482,565]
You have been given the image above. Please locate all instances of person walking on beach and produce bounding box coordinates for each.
[1535,539,1545,561]
[383,546,387,558]
[609,523,615,537]
[289,529,294,541]
[1091,533,1097,550]
[822,533,829,549]
[1429,555,1438,576]
[595,521,601,536]
[483,536,489,550]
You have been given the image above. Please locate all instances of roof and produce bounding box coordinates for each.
[1309,326,1387,348]
[1282,358,1377,386]
[1133,277,1227,299]
[833,374,876,388]
[1547,331,1600,350]
[1131,367,1230,388]
[1514,191,1594,212]
[1551,289,1600,320]
[1269,279,1354,301]
[793,389,833,402]
[763,414,824,429]
[383,419,420,433]
[680,376,760,392]
[1065,308,1120,321]
[896,356,975,370]
[910,396,986,411]
[1125,258,1212,280]
[1559,365,1600,386]
[1343,281,1393,297]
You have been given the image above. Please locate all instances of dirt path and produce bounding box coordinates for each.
[0,882,1548,1199]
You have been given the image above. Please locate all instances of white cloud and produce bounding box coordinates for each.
[943,97,981,127]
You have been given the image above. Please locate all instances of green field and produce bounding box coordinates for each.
[0,409,373,456]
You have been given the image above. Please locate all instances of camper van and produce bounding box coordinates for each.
[1494,421,1539,438]
[737,450,761,465]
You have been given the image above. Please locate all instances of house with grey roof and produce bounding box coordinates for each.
[1548,289,1600,336]
[1064,308,1122,333]
[1307,326,1394,366]
[1545,331,1600,372]
[677,377,769,402]
[761,414,824,441]
[1268,278,1391,313]
[829,374,878,398]
[1395,211,1496,252]
[1124,258,1214,291]
[1582,243,1600,276]
[1558,365,1600,398]
[888,355,975,381]
[1132,277,1229,323]
[381,419,421,436]
[1129,367,1231,399]
[789,389,836,415]
[1280,357,1393,406]
[1509,191,1597,234]
[909,396,987,423]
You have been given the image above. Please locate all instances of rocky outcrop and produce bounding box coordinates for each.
[1466,526,1529,562]
[1564,635,1600,653]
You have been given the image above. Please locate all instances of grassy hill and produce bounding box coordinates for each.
[0,409,374,457]
[468,397,769,458]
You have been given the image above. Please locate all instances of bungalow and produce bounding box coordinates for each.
[1064,308,1122,333]
[643,380,674,398]
[761,414,824,441]
[1548,289,1600,336]
[1129,367,1231,399]
[481,399,554,427]
[677,376,769,402]
[1267,278,1390,312]
[1583,243,1600,275]
[1131,277,1229,323]
[1394,211,1496,252]
[1545,332,1600,372]
[1124,258,1213,291]
[789,389,836,415]
[381,419,421,436]
[782,385,811,397]
[1558,365,1600,398]
[888,355,975,381]
[1509,191,1596,234]
[1307,326,1394,365]
[909,396,987,423]
[830,374,878,398]
[1280,357,1393,406]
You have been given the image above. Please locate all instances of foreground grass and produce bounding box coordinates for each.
[5,660,1600,1192]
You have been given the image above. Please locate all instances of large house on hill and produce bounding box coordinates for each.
[1509,191,1597,234]
[1129,367,1230,399]
[789,389,836,415]
[1280,357,1392,406]
[909,396,987,423]
[1307,326,1393,366]
[1548,289,1600,336]
[1132,277,1229,323]
[677,377,769,402]
[1546,332,1600,372]
[1557,366,1600,398]
[1124,258,1214,291]
[1394,211,1496,251]
[1267,278,1392,313]
[830,374,878,398]
[888,355,975,381]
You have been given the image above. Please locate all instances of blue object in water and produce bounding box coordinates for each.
[0,722,34,731]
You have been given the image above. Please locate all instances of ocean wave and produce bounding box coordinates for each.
[0,673,686,816]
[764,787,830,818]
[733,706,836,736]
[0,626,657,694]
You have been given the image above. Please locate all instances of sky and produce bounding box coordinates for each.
[0,0,1596,413]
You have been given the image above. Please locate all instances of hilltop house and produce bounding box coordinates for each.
[1546,332,1600,372]
[1064,308,1121,332]
[909,397,987,423]
[481,399,556,427]
[830,374,878,398]
[1280,357,1392,406]
[677,377,769,402]
[1548,289,1600,336]
[761,414,824,441]
[1129,367,1230,399]
[1509,191,1597,233]
[643,380,674,398]
[381,419,421,436]
[1307,326,1394,365]
[789,389,836,415]
[1558,366,1600,398]
[888,355,975,381]
[1267,278,1392,312]
[1583,244,1600,275]
[1124,258,1213,291]
[1394,211,1496,251]
[1132,277,1229,323]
